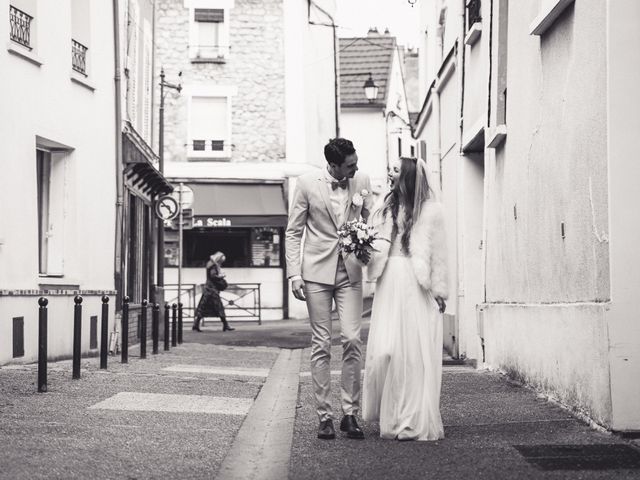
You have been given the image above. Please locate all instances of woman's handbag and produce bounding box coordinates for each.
[212,275,228,291]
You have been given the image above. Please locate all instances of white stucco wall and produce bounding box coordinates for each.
[482,0,612,424]
[0,0,117,364]
[606,0,640,431]
[341,110,386,191]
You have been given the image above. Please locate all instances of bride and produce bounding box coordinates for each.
[362,157,449,441]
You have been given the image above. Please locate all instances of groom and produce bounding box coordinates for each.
[285,137,374,440]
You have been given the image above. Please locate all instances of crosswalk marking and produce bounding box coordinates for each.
[89,392,253,415]
[163,365,270,377]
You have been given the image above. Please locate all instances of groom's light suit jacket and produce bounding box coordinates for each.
[285,170,374,285]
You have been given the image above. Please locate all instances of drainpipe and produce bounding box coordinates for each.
[455,0,466,359]
[112,0,124,310]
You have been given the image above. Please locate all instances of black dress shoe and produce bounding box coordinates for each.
[340,415,365,439]
[317,419,336,440]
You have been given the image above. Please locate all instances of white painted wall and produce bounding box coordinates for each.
[0,0,117,364]
[341,110,386,191]
[606,0,640,431]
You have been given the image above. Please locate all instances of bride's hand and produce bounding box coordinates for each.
[435,297,446,313]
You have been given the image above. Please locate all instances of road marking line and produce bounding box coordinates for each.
[216,349,302,480]
[163,365,270,377]
[88,392,252,415]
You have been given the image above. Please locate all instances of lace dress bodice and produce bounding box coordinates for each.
[389,228,408,258]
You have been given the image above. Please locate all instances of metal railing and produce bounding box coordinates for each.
[9,5,33,50]
[191,139,226,152]
[189,44,230,59]
[165,282,262,325]
[72,39,88,75]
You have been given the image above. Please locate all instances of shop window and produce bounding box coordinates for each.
[251,228,281,267]
[126,194,152,303]
[182,229,251,268]
[175,227,283,268]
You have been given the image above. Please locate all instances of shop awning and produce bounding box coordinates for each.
[188,183,288,227]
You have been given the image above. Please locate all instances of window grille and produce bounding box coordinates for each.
[9,5,33,50]
[72,39,88,75]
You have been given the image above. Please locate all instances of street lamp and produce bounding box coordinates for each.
[157,68,181,293]
[363,74,379,103]
[339,71,380,103]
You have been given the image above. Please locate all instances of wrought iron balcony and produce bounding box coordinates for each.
[72,39,88,76]
[189,44,230,61]
[9,5,33,50]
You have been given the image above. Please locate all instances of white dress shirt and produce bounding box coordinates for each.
[324,168,349,227]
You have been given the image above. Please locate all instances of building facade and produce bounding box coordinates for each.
[0,0,117,364]
[339,30,414,196]
[117,0,173,345]
[156,0,337,320]
[414,0,640,432]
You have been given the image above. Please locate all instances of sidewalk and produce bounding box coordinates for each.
[0,337,639,479]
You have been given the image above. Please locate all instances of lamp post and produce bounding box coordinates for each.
[157,68,181,294]
[339,71,380,103]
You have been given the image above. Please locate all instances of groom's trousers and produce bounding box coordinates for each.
[304,256,363,422]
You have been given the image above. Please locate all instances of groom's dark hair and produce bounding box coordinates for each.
[324,138,356,166]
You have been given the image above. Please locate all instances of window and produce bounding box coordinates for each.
[397,137,402,157]
[189,6,230,61]
[8,1,41,65]
[466,0,481,32]
[183,229,251,268]
[188,95,231,158]
[410,145,416,157]
[530,0,575,36]
[126,194,152,303]
[175,227,282,268]
[37,149,65,275]
[9,4,33,49]
[71,0,90,77]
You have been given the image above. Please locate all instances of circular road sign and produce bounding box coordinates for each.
[155,195,180,220]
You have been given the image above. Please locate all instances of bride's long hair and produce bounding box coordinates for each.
[382,157,431,254]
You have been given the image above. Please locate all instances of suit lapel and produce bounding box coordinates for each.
[317,176,339,229]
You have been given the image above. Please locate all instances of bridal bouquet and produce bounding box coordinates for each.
[337,219,378,262]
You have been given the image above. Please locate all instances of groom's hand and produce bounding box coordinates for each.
[292,278,306,301]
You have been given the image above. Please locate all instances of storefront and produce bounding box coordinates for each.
[164,181,289,320]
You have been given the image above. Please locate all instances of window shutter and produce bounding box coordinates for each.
[195,8,224,23]
[420,140,427,160]
[142,20,152,143]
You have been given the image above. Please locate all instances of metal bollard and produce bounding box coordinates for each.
[178,302,183,344]
[72,295,83,379]
[100,296,109,369]
[121,296,129,364]
[164,303,170,351]
[38,297,48,393]
[171,303,177,347]
[140,299,148,359]
[152,303,159,354]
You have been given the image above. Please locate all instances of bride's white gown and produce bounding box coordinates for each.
[363,236,444,441]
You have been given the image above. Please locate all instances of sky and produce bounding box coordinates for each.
[336,0,421,48]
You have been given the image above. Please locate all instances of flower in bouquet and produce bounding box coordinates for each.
[337,219,378,262]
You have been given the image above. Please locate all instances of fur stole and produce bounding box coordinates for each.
[367,200,449,299]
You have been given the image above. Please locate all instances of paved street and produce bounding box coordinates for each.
[1,314,639,479]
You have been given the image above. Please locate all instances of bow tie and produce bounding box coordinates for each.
[330,179,348,190]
